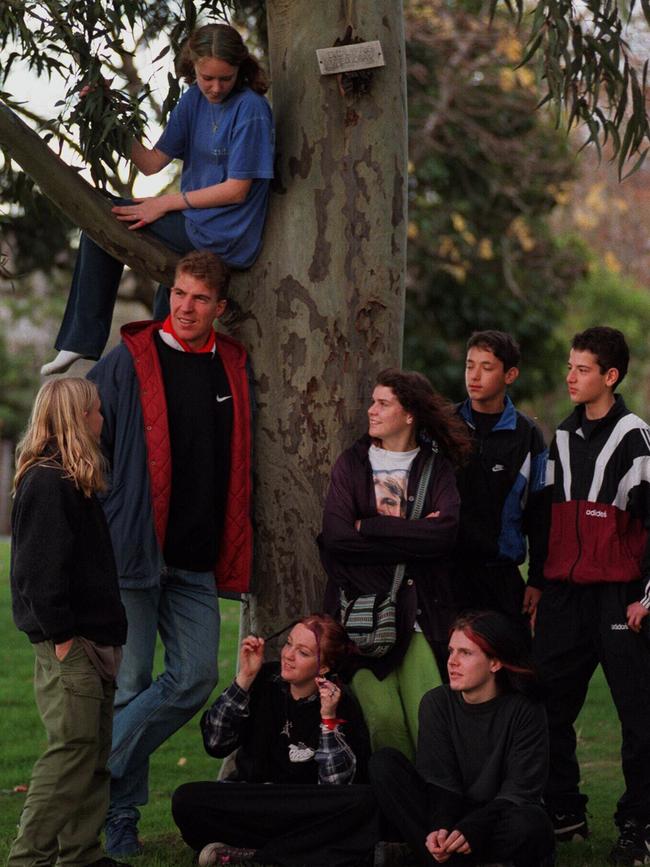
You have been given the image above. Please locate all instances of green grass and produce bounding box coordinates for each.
[0,540,624,865]
[0,541,239,866]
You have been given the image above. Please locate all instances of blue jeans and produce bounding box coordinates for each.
[107,567,220,822]
[55,199,194,359]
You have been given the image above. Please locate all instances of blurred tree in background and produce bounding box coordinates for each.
[403,2,589,401]
[1,0,648,435]
[542,251,650,427]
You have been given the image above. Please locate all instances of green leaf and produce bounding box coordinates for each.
[151,44,171,64]
[617,114,636,177]
[621,146,649,180]
[605,119,621,155]
[519,30,545,67]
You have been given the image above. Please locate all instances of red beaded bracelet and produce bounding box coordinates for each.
[321,717,346,730]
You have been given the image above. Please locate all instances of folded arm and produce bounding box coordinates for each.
[321,452,459,562]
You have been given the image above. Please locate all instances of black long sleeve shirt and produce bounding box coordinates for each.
[416,686,548,848]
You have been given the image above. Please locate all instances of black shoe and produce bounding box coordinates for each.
[551,811,589,842]
[104,816,143,859]
[86,858,132,867]
[609,819,650,865]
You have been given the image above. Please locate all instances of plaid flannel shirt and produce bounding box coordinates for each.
[203,679,357,784]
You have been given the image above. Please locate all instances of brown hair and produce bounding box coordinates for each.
[300,614,358,673]
[175,249,230,301]
[451,610,541,698]
[14,378,106,497]
[176,23,268,94]
[375,368,473,467]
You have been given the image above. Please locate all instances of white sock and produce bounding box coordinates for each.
[40,350,86,376]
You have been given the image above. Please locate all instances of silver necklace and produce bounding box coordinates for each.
[211,104,221,134]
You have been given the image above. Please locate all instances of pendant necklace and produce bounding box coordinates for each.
[211,104,221,134]
[281,689,293,739]
[281,688,316,763]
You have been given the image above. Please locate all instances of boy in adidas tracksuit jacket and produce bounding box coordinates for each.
[534,327,650,865]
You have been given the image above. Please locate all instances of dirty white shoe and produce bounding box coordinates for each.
[198,842,257,866]
[41,350,86,376]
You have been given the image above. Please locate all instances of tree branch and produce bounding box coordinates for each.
[0,100,178,286]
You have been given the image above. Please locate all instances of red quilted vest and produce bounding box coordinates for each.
[122,321,253,595]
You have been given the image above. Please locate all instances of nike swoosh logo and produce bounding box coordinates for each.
[216,395,232,403]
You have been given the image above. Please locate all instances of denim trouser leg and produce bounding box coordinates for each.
[152,284,172,321]
[55,232,125,358]
[55,202,193,359]
[107,568,220,822]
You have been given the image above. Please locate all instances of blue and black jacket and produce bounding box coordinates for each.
[455,397,548,587]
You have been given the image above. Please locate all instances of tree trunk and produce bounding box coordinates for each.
[0,0,407,640]
[230,0,407,637]
[0,102,178,285]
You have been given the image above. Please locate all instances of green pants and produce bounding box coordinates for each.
[352,633,442,763]
[8,639,115,867]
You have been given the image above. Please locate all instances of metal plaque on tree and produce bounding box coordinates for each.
[316,41,385,75]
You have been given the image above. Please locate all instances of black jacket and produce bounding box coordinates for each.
[319,435,460,678]
[455,397,547,586]
[11,463,127,645]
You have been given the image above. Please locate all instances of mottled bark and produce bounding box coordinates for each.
[229,0,408,637]
[0,101,178,285]
[0,0,407,640]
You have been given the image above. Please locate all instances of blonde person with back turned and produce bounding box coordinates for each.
[8,379,128,867]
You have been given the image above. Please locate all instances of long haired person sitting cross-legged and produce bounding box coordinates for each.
[368,610,555,867]
[171,614,378,867]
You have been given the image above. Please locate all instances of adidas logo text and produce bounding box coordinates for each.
[585,509,607,518]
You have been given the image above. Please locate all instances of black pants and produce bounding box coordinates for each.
[172,781,378,866]
[368,748,554,867]
[533,581,650,824]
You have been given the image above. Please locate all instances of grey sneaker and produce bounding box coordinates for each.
[198,842,257,867]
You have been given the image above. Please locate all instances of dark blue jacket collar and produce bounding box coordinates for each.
[458,395,517,432]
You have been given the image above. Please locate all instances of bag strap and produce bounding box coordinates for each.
[410,454,434,521]
[389,454,435,601]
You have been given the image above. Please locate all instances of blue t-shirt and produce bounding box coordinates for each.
[156,85,274,269]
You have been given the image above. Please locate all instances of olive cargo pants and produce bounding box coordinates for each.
[8,639,115,867]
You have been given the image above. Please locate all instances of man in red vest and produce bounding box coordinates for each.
[88,250,253,859]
